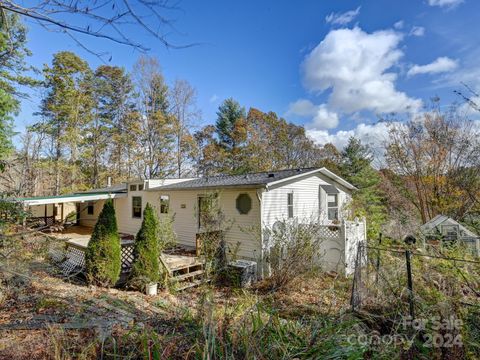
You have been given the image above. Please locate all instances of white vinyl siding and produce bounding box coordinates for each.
[261,173,351,228]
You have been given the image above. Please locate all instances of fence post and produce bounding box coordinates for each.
[350,242,363,312]
[375,232,382,285]
[405,249,415,320]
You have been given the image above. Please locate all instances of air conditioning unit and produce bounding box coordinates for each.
[228,259,257,287]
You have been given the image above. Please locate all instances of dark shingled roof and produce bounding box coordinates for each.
[156,168,321,191]
[75,183,127,194]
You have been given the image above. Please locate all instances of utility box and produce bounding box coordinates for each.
[228,259,257,287]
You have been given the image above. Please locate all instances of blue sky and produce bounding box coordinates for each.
[15,0,480,149]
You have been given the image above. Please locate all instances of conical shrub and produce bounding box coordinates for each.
[85,199,121,287]
[129,203,160,290]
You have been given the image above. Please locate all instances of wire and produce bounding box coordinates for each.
[364,245,480,264]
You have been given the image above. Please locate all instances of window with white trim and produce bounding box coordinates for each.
[160,195,169,214]
[287,193,294,218]
[327,193,338,221]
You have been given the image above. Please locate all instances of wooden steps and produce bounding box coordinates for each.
[160,253,206,291]
[177,279,204,291]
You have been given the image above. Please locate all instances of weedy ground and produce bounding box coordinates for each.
[0,234,479,359]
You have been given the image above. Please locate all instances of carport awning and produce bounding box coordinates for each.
[14,192,127,206]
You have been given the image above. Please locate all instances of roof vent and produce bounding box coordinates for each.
[268,173,275,178]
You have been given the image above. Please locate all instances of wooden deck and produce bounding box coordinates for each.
[50,226,205,290]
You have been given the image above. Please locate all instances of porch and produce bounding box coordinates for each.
[51,226,205,290]
[16,190,127,229]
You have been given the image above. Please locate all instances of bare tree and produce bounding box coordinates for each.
[169,79,200,177]
[0,130,45,196]
[131,55,175,179]
[385,102,480,223]
[0,0,194,58]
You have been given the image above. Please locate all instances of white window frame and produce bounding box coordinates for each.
[160,195,170,214]
[327,193,339,221]
[287,192,294,218]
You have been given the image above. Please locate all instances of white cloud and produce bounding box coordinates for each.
[306,121,392,154]
[325,6,361,26]
[287,99,339,129]
[209,94,219,103]
[302,27,421,115]
[409,26,425,37]
[287,99,316,117]
[428,0,463,8]
[407,57,458,76]
[393,20,404,30]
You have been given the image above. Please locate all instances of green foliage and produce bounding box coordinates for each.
[341,136,386,239]
[33,51,93,193]
[215,98,246,150]
[85,199,121,287]
[158,213,177,250]
[0,12,37,169]
[0,88,15,167]
[129,203,160,289]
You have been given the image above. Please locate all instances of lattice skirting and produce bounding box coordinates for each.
[60,243,136,276]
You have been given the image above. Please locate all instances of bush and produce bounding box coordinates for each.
[129,203,160,290]
[263,218,319,290]
[158,213,177,250]
[85,199,121,287]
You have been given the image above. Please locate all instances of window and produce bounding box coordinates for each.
[87,202,94,215]
[236,193,252,214]
[441,225,459,242]
[160,195,170,214]
[132,196,142,218]
[138,184,144,191]
[287,193,294,218]
[129,184,137,191]
[198,194,218,229]
[327,194,338,221]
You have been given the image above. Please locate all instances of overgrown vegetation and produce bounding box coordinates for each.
[85,200,121,287]
[262,218,321,290]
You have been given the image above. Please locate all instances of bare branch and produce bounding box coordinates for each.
[0,0,196,54]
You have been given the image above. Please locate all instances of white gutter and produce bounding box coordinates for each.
[19,192,127,206]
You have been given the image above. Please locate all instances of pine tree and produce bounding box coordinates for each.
[35,51,93,194]
[340,136,386,239]
[215,98,246,150]
[129,203,160,289]
[85,199,121,287]
[0,12,37,171]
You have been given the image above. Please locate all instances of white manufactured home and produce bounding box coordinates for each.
[17,167,366,275]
